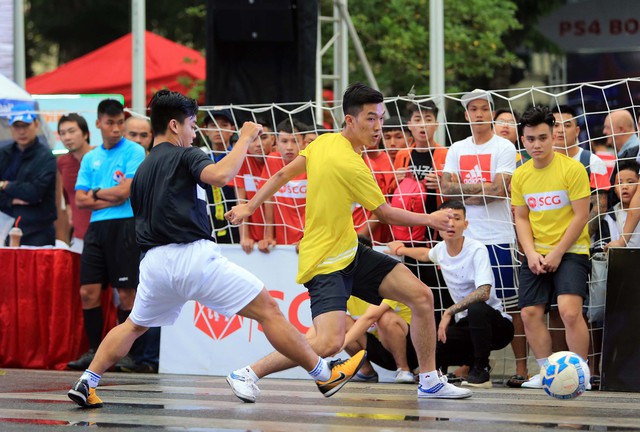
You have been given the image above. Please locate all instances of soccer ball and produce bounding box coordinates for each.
[541,351,590,399]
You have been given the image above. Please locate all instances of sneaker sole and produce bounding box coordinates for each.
[67,390,103,408]
[321,353,367,398]
[395,379,417,384]
[225,376,256,403]
[461,380,493,389]
[418,390,473,399]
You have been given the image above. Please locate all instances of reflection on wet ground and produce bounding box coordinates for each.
[1,369,639,431]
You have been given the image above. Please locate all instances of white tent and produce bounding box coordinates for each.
[0,72,32,104]
[0,72,50,146]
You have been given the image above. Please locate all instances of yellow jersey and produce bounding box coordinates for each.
[511,153,590,255]
[297,133,386,284]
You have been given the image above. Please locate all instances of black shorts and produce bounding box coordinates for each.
[518,253,590,310]
[365,328,418,371]
[80,218,140,289]
[304,243,400,319]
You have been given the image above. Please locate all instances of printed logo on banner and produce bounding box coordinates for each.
[193,302,243,340]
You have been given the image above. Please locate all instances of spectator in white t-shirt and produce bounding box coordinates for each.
[386,199,514,388]
[440,89,518,380]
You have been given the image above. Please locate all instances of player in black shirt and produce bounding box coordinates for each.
[68,90,365,408]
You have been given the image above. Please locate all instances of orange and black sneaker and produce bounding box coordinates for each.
[316,350,367,397]
[68,379,104,408]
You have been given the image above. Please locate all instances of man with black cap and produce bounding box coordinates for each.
[0,108,56,246]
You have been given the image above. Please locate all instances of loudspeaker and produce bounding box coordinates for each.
[601,247,640,392]
[206,0,317,107]
[211,0,295,42]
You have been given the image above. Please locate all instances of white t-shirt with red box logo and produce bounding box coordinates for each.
[443,135,517,245]
[511,152,591,255]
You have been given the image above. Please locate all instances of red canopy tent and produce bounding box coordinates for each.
[26,31,205,107]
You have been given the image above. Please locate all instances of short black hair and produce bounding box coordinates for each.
[439,199,466,216]
[493,108,520,122]
[148,89,198,136]
[254,116,274,131]
[97,99,124,117]
[58,113,90,143]
[520,106,556,130]
[407,100,439,118]
[276,118,307,135]
[342,82,384,117]
[616,160,640,176]
[551,104,579,125]
[383,115,407,132]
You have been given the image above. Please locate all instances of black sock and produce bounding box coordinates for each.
[117,307,131,325]
[83,307,103,351]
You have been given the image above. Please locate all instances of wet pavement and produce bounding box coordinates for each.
[0,368,639,431]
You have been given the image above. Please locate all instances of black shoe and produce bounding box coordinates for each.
[461,366,492,389]
[68,378,103,408]
[67,350,96,371]
[134,362,158,373]
[445,372,464,383]
[114,355,138,372]
[506,374,527,388]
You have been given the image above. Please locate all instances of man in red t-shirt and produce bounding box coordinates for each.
[56,113,94,252]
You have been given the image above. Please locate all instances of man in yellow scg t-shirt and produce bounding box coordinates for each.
[511,105,591,390]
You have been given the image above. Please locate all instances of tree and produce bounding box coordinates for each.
[343,0,522,96]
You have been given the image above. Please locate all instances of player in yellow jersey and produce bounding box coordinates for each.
[225,83,472,401]
[511,106,591,390]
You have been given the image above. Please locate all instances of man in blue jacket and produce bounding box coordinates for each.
[0,111,56,246]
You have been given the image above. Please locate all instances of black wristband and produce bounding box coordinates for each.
[92,187,101,201]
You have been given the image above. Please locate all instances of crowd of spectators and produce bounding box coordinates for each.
[2,88,639,387]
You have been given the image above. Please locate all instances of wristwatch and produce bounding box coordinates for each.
[92,187,101,201]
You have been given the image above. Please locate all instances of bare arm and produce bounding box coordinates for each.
[226,156,306,224]
[440,172,510,205]
[76,188,124,210]
[372,202,452,231]
[616,187,640,246]
[543,197,590,271]
[340,303,391,352]
[384,240,432,262]
[446,284,491,316]
[514,205,546,275]
[92,178,133,202]
[200,122,262,187]
[54,171,70,244]
[438,284,491,343]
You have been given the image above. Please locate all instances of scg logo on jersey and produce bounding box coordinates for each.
[525,190,569,211]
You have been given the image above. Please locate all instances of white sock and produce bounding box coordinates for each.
[536,358,548,369]
[419,370,441,388]
[81,369,101,388]
[308,357,331,381]
[235,366,259,382]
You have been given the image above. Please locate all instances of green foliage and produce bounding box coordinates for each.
[345,0,522,95]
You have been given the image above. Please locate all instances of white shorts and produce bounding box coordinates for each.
[130,239,263,327]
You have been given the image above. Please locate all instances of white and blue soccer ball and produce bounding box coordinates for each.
[541,351,590,399]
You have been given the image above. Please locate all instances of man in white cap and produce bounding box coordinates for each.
[0,108,57,245]
[440,89,518,388]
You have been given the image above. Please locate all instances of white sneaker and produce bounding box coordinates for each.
[521,374,543,389]
[417,377,472,399]
[394,369,415,384]
[226,370,261,403]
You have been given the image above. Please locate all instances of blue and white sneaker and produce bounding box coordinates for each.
[226,370,261,403]
[418,376,472,399]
